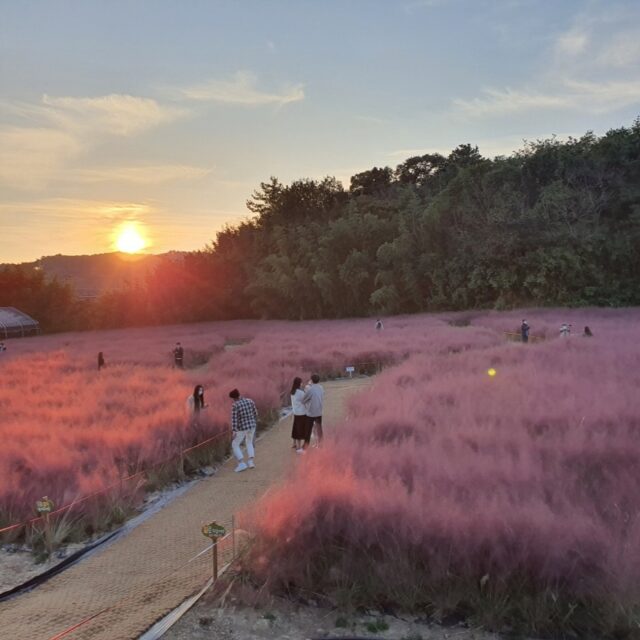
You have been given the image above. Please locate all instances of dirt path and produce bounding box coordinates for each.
[0,378,371,640]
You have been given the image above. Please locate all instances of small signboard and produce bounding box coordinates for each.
[36,497,54,514]
[201,521,226,540]
[345,366,355,373]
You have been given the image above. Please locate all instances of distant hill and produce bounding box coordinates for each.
[1,252,186,299]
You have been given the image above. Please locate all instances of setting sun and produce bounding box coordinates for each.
[115,224,146,254]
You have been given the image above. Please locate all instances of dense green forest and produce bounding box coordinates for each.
[2,119,639,331]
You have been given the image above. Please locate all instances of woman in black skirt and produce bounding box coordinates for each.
[290,377,308,453]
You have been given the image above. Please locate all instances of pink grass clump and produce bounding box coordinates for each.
[244,308,640,629]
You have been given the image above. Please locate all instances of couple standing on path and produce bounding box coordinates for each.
[291,374,324,453]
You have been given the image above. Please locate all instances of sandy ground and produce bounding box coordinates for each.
[0,546,62,593]
[164,597,502,640]
[0,378,371,640]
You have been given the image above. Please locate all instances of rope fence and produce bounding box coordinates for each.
[0,429,232,538]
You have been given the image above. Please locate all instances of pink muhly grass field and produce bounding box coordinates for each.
[243,308,640,635]
[2,307,640,634]
[0,313,471,531]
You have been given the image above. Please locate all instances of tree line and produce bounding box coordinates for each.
[2,119,639,332]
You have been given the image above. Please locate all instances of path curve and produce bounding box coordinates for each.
[0,378,371,640]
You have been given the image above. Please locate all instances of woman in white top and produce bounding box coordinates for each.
[186,384,208,425]
[290,377,307,453]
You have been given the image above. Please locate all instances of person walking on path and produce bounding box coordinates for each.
[375,318,384,331]
[98,351,105,370]
[583,325,593,337]
[520,320,530,343]
[173,342,184,368]
[229,388,257,472]
[303,374,324,447]
[560,323,571,338]
[186,384,208,425]
[290,377,308,453]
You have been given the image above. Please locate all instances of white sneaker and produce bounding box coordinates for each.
[247,459,255,469]
[234,462,248,473]
[296,448,305,454]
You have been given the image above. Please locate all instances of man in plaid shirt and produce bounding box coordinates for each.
[229,388,258,472]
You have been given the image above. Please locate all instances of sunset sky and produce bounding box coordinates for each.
[1,0,640,263]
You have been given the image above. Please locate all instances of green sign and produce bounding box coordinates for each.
[201,521,226,539]
[36,497,54,514]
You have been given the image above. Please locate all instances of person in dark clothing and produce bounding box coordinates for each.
[98,352,105,370]
[583,326,593,337]
[173,342,184,368]
[290,377,308,453]
[520,320,530,343]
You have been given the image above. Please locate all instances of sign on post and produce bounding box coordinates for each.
[36,497,54,514]
[201,521,226,580]
[345,366,355,378]
[201,522,226,540]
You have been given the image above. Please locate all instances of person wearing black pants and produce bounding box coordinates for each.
[303,374,324,447]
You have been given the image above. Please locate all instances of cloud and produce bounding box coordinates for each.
[0,93,189,190]
[74,164,211,185]
[404,0,449,12]
[453,4,640,120]
[454,87,571,116]
[41,94,186,136]
[0,127,81,190]
[598,30,640,68]
[0,197,153,223]
[555,27,589,56]
[179,71,304,106]
[455,78,640,118]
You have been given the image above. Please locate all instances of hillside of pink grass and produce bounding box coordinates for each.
[244,308,640,621]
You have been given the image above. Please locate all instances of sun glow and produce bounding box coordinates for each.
[115,224,146,253]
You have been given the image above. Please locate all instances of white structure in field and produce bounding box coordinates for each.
[0,307,40,339]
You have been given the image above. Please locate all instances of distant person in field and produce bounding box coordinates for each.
[98,351,105,370]
[520,320,530,343]
[229,388,257,472]
[303,374,324,447]
[375,318,384,331]
[173,342,184,368]
[186,384,208,424]
[290,377,308,453]
[0,342,6,353]
[560,323,571,337]
[583,326,593,337]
